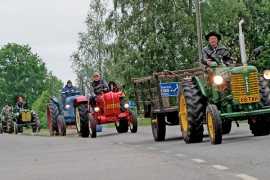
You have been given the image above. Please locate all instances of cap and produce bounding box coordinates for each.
[93,72,100,77]
[67,80,72,84]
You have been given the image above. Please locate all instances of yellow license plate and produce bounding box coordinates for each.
[22,112,31,122]
[107,103,120,108]
[239,95,260,104]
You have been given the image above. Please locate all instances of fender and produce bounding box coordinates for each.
[52,97,60,105]
[192,76,207,97]
[74,96,88,103]
[51,97,62,114]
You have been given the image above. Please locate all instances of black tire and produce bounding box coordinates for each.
[178,81,205,143]
[116,118,128,133]
[129,111,138,133]
[151,112,166,141]
[7,120,13,134]
[222,120,232,134]
[249,117,270,136]
[18,126,23,133]
[14,122,18,134]
[89,116,96,138]
[259,76,270,107]
[206,104,222,144]
[0,123,3,134]
[75,103,89,138]
[57,115,66,136]
[47,100,59,136]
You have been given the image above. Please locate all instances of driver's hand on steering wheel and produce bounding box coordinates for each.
[207,59,212,65]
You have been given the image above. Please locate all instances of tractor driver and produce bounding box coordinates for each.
[61,80,80,105]
[201,31,232,66]
[89,72,108,106]
[16,96,28,109]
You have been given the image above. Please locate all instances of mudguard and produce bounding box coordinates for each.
[192,76,207,97]
[51,98,62,113]
[74,96,88,103]
[52,97,60,105]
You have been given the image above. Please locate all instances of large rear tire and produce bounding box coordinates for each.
[206,104,222,144]
[89,116,96,138]
[75,103,89,138]
[151,112,166,141]
[47,100,59,136]
[57,115,66,136]
[178,81,205,143]
[129,111,138,133]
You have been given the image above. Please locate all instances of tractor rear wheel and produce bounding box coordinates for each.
[116,118,128,133]
[129,111,138,133]
[151,112,166,141]
[89,116,96,138]
[259,76,270,107]
[222,120,232,134]
[75,103,90,138]
[57,115,66,136]
[206,104,222,144]
[47,100,59,136]
[178,81,205,143]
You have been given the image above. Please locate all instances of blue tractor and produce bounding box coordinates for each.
[47,89,102,137]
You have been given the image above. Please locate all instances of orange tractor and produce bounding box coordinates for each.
[88,82,138,138]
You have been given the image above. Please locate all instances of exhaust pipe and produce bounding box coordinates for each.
[239,19,247,66]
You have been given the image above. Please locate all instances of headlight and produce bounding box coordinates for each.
[16,112,19,116]
[65,104,71,109]
[124,104,129,109]
[263,70,270,80]
[94,107,100,112]
[213,75,223,85]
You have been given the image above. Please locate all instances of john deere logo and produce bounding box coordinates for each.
[243,67,248,72]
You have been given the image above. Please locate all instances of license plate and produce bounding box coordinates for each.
[22,112,31,122]
[107,104,120,108]
[239,95,260,104]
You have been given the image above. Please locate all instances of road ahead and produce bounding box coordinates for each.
[0,123,269,180]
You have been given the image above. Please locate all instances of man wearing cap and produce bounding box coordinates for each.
[201,31,231,66]
[89,72,108,98]
[61,80,80,105]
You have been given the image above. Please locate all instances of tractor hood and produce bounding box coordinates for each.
[230,66,258,74]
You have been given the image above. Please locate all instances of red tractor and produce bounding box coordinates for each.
[88,82,138,138]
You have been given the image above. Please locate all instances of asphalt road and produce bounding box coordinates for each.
[0,123,269,180]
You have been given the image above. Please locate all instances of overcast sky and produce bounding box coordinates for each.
[0,0,90,85]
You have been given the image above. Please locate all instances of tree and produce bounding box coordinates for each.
[71,0,110,92]
[31,90,51,128]
[0,43,48,106]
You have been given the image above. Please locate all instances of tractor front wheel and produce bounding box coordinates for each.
[116,118,128,133]
[151,112,166,141]
[206,104,222,144]
[249,117,270,136]
[89,116,96,138]
[129,111,138,133]
[222,120,232,134]
[0,123,3,134]
[178,81,205,143]
[75,103,90,138]
[14,122,18,134]
[57,115,66,136]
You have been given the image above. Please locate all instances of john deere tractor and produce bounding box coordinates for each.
[178,20,270,144]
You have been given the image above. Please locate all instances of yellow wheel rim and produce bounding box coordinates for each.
[75,108,81,132]
[179,95,188,132]
[207,112,214,139]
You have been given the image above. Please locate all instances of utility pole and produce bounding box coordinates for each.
[195,0,203,66]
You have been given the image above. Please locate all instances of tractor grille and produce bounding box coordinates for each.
[231,72,259,101]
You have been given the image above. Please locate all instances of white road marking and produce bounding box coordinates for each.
[236,174,258,180]
[147,147,156,150]
[174,153,186,157]
[161,150,171,153]
[192,158,206,163]
[212,165,229,170]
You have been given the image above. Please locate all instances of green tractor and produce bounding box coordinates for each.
[178,20,270,144]
[0,112,17,134]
